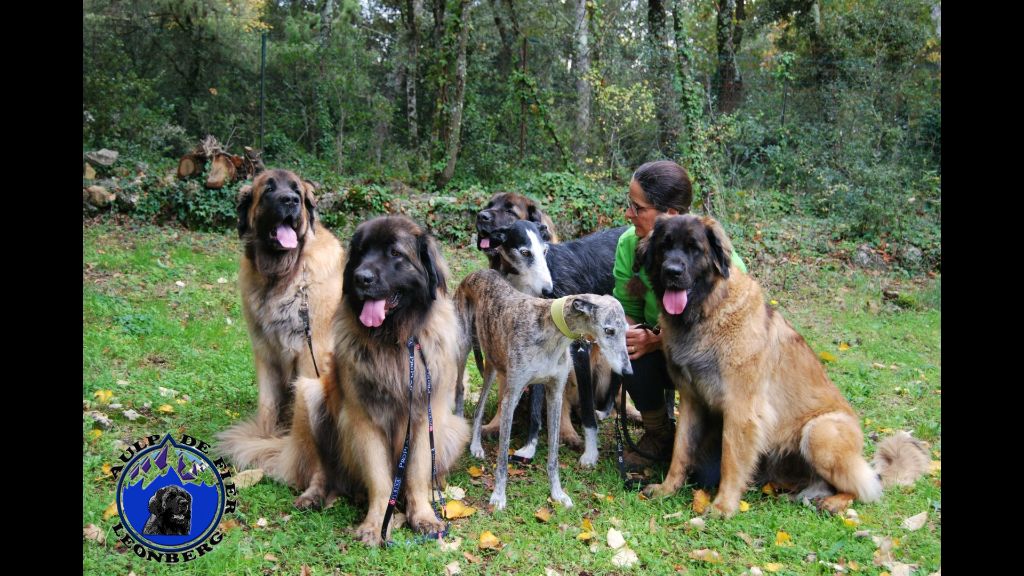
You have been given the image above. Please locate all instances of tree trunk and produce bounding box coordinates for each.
[573,0,591,166]
[715,0,745,114]
[437,0,471,188]
[648,0,681,153]
[489,0,513,74]
[404,0,422,148]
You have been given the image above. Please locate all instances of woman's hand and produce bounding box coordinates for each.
[625,324,661,360]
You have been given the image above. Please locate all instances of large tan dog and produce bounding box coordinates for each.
[320,215,468,546]
[640,214,929,516]
[217,168,343,508]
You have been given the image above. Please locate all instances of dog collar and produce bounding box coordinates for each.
[551,297,586,340]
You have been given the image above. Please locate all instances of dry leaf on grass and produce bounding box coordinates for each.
[535,507,552,523]
[763,563,783,572]
[263,553,277,562]
[444,500,477,519]
[686,517,706,531]
[157,404,175,414]
[478,531,501,550]
[688,549,722,563]
[444,561,461,576]
[611,547,639,568]
[300,565,312,576]
[462,552,481,564]
[445,485,466,501]
[902,512,927,531]
[83,524,106,544]
[692,489,711,514]
[739,500,750,512]
[775,531,793,547]
[234,469,265,489]
[102,501,118,520]
[606,527,625,549]
[94,390,113,403]
[467,466,484,478]
[256,517,269,529]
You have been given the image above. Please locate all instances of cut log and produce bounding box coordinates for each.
[86,185,116,207]
[177,154,205,179]
[205,154,236,189]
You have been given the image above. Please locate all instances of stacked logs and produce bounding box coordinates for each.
[177,136,265,189]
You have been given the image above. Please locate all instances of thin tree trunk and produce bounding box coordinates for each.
[648,0,680,153]
[715,0,745,114]
[437,0,471,188]
[404,0,422,149]
[573,0,591,166]
[489,0,513,74]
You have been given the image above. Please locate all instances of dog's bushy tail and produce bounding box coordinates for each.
[872,430,931,488]
[215,419,304,488]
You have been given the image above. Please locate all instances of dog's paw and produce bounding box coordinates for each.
[560,431,583,451]
[470,441,486,460]
[513,441,537,461]
[293,493,322,510]
[642,482,677,500]
[550,489,573,508]
[710,497,738,519]
[408,509,445,536]
[579,450,599,468]
[353,520,385,547]
[489,492,507,510]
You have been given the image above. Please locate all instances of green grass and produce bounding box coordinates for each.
[83,219,940,575]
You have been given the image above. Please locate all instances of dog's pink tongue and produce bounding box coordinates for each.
[359,299,386,327]
[663,290,688,315]
[275,225,298,249]
[480,237,490,249]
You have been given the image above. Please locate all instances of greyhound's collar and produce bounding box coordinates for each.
[551,297,587,341]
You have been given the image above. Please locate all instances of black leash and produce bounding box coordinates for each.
[299,283,320,378]
[381,336,450,546]
[614,323,662,490]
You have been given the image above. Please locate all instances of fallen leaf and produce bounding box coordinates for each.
[256,517,269,529]
[576,531,593,541]
[692,489,711,514]
[300,565,312,576]
[219,519,239,533]
[611,547,639,568]
[872,536,897,566]
[102,501,118,520]
[445,561,461,576]
[123,409,142,421]
[739,500,750,512]
[902,511,928,531]
[94,390,113,403]
[263,553,277,562]
[175,280,186,287]
[439,536,463,552]
[83,524,106,544]
[775,530,793,547]
[853,530,872,538]
[582,518,594,532]
[819,351,837,363]
[648,516,657,533]
[929,460,941,475]
[688,549,722,563]
[445,485,466,501]
[225,469,261,491]
[89,429,103,441]
[462,551,481,564]
[839,342,850,351]
[157,404,175,414]
[478,530,501,550]
[749,567,764,576]
[890,563,917,576]
[763,563,783,572]
[444,500,477,519]
[607,527,625,549]
[844,517,860,527]
[686,517,706,531]
[535,507,552,523]
[217,277,229,284]
[544,568,562,576]
[176,397,188,404]
[467,466,483,478]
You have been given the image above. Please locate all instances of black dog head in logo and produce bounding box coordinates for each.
[142,485,192,536]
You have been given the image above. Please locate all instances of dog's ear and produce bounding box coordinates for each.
[236,185,254,238]
[149,487,168,515]
[570,296,596,317]
[536,223,551,241]
[417,232,448,299]
[301,180,318,229]
[701,216,733,279]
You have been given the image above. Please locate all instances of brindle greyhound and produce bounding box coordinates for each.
[454,269,632,509]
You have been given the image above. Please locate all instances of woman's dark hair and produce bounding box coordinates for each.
[632,160,692,214]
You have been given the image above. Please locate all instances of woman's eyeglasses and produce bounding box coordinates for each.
[625,194,651,216]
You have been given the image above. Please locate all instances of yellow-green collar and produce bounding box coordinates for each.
[551,297,586,340]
